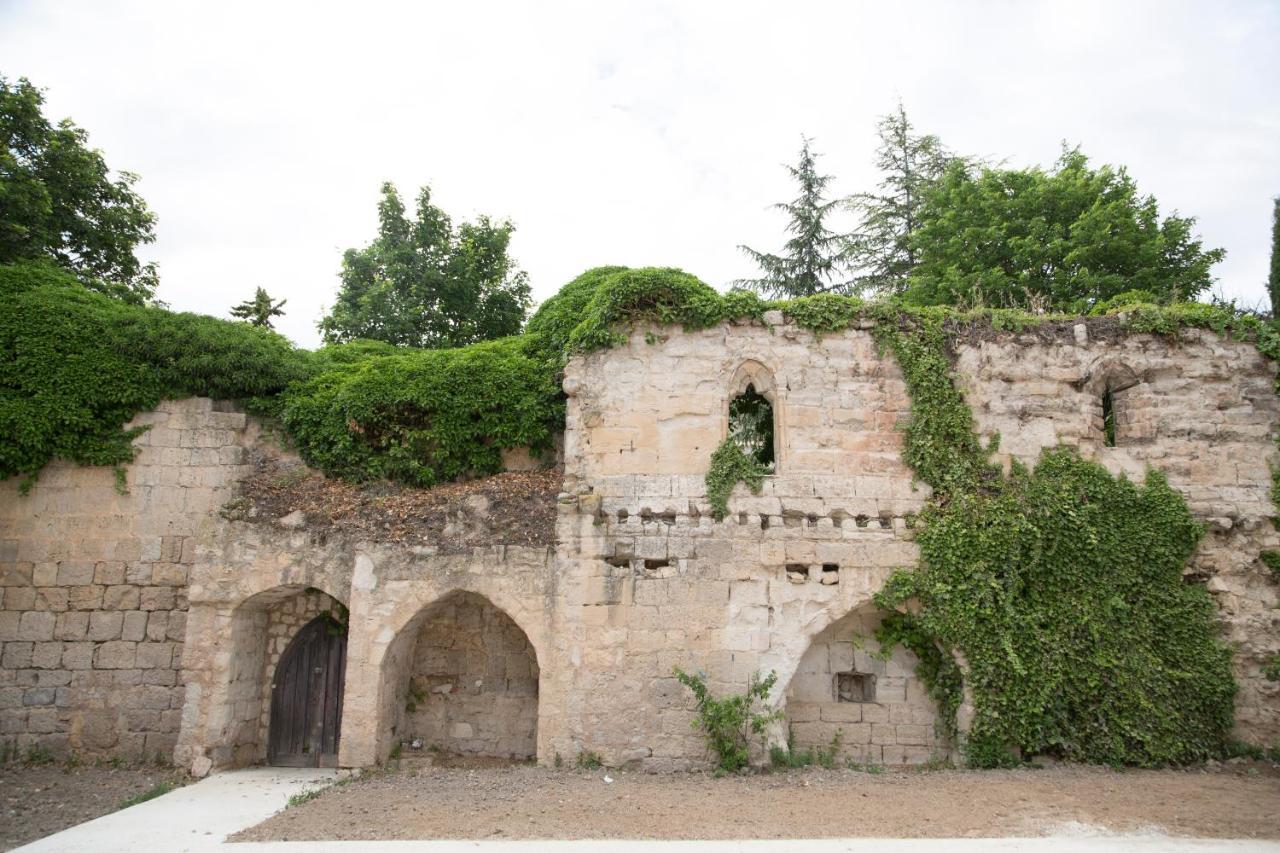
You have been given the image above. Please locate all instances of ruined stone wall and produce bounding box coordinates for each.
[1,316,1277,771]
[0,399,254,760]
[554,317,938,769]
[953,325,1280,744]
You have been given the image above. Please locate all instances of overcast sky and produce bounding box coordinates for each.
[3,0,1277,348]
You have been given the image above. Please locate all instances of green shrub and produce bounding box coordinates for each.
[674,667,780,772]
[873,317,1238,767]
[0,261,309,485]
[705,437,768,521]
[278,335,562,487]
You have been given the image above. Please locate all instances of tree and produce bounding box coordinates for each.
[0,76,157,303]
[230,287,287,328]
[737,138,852,298]
[903,148,1224,311]
[1269,197,1279,318]
[846,103,955,296]
[319,183,531,348]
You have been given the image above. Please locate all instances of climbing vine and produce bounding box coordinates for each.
[705,438,768,522]
[871,316,1237,767]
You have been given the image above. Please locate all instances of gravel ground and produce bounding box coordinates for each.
[0,763,189,851]
[232,759,1280,842]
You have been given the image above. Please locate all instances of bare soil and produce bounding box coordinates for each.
[233,760,1280,842]
[0,763,188,851]
[231,453,561,551]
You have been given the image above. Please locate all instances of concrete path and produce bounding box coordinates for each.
[15,768,1280,852]
[14,766,335,853]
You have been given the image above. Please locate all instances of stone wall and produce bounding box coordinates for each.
[400,592,539,759]
[2,315,1277,771]
[953,324,1280,743]
[0,399,252,760]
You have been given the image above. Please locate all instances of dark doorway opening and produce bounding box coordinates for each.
[268,614,348,767]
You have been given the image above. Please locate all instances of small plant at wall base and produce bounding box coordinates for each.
[674,667,781,772]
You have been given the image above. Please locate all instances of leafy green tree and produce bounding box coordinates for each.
[1268,197,1279,318]
[230,287,287,328]
[0,76,157,303]
[904,149,1224,311]
[737,138,852,298]
[846,103,955,296]
[319,183,531,348]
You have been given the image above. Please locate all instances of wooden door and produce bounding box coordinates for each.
[268,614,347,767]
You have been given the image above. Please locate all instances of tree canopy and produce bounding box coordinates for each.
[319,182,531,348]
[230,287,287,328]
[903,148,1225,311]
[846,103,955,297]
[737,138,853,298]
[0,76,157,303]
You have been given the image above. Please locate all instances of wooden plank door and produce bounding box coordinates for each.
[268,614,347,767]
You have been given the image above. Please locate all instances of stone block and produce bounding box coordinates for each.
[103,585,140,610]
[18,611,55,642]
[0,563,33,586]
[55,612,89,641]
[56,562,95,586]
[95,641,137,669]
[87,611,124,641]
[32,642,62,669]
[122,611,149,642]
[94,562,126,585]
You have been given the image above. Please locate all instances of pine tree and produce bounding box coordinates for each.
[230,287,287,329]
[846,103,954,296]
[1269,197,1280,318]
[737,138,852,298]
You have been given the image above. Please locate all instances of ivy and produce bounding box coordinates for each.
[873,318,1238,767]
[705,437,767,522]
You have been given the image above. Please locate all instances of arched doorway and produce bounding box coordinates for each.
[377,591,539,762]
[268,613,348,767]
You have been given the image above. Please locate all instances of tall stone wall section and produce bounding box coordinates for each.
[953,325,1280,743]
[0,399,254,760]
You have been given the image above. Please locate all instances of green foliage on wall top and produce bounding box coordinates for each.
[278,334,562,487]
[0,261,309,485]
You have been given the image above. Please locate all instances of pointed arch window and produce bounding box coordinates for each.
[728,361,779,472]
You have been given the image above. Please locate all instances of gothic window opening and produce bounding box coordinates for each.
[729,384,775,471]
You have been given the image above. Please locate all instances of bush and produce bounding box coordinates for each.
[0,261,309,484]
[674,667,780,772]
[279,335,562,487]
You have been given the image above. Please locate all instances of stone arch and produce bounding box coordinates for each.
[726,359,782,471]
[372,588,542,763]
[181,581,348,769]
[770,599,949,766]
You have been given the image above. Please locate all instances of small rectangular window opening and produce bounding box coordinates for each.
[836,672,876,703]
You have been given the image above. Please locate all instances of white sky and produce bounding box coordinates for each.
[3,0,1277,348]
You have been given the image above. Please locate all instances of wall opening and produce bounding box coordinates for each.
[782,604,943,766]
[380,592,539,762]
[1102,387,1117,447]
[729,384,775,470]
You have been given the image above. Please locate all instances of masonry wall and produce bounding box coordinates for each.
[2,316,1277,771]
[0,399,253,760]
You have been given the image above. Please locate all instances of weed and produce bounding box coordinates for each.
[117,781,174,810]
[576,751,603,770]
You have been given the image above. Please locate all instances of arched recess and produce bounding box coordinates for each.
[727,360,781,471]
[218,584,348,767]
[779,601,948,766]
[1081,358,1144,447]
[374,591,540,763]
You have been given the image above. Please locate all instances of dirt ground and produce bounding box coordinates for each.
[0,763,188,851]
[233,759,1280,842]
